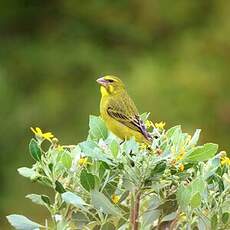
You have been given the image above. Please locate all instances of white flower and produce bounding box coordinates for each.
[98,139,108,151]
[54,214,62,222]
[70,146,82,172]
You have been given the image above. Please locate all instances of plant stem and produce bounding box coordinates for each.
[130,189,141,230]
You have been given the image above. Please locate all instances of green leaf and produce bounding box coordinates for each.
[101,222,116,230]
[59,151,72,169]
[55,180,66,193]
[79,141,114,165]
[29,138,41,161]
[91,190,121,216]
[143,209,160,227]
[26,194,50,207]
[166,125,181,139]
[104,180,119,195]
[223,173,230,190]
[191,178,206,195]
[197,216,210,230]
[191,192,201,208]
[222,213,229,224]
[203,157,220,179]
[159,194,177,215]
[119,190,130,202]
[148,194,161,210]
[161,211,177,222]
[38,177,53,187]
[151,161,166,175]
[72,211,90,229]
[122,176,135,192]
[211,214,218,230]
[117,215,129,229]
[88,115,108,141]
[214,175,225,193]
[177,184,192,211]
[48,163,53,172]
[41,195,50,206]
[6,214,42,230]
[222,200,230,213]
[188,129,201,147]
[123,137,139,153]
[177,178,205,211]
[110,140,119,158]
[92,175,100,192]
[17,167,36,179]
[56,220,69,230]
[80,169,95,192]
[184,143,218,162]
[101,161,110,170]
[26,194,45,206]
[140,112,150,122]
[99,162,110,179]
[62,192,87,209]
[170,126,182,146]
[92,225,101,230]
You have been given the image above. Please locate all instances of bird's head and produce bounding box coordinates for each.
[96,75,125,96]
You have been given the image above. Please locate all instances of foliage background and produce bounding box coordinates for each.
[1,0,230,228]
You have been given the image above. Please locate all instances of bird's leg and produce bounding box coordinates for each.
[129,150,136,157]
[147,146,152,152]
[120,140,125,145]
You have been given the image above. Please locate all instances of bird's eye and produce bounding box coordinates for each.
[107,79,114,83]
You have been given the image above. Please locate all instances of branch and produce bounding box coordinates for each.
[130,189,141,230]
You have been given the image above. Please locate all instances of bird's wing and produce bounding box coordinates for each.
[107,93,152,141]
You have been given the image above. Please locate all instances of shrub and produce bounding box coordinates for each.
[7,115,230,229]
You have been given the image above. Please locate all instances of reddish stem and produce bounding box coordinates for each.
[131,190,141,230]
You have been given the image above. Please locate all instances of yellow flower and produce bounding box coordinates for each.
[221,156,230,166]
[145,120,153,128]
[178,163,185,172]
[155,121,166,130]
[111,194,120,204]
[78,157,88,166]
[30,127,54,141]
[176,147,186,161]
[186,135,191,143]
[179,212,186,221]
[139,143,148,150]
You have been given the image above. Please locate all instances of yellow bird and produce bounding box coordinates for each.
[96,75,152,144]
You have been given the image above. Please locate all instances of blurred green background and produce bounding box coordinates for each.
[1,0,230,228]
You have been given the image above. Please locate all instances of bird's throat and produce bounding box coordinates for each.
[100,86,109,97]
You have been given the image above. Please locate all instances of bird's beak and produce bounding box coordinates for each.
[96,77,108,87]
